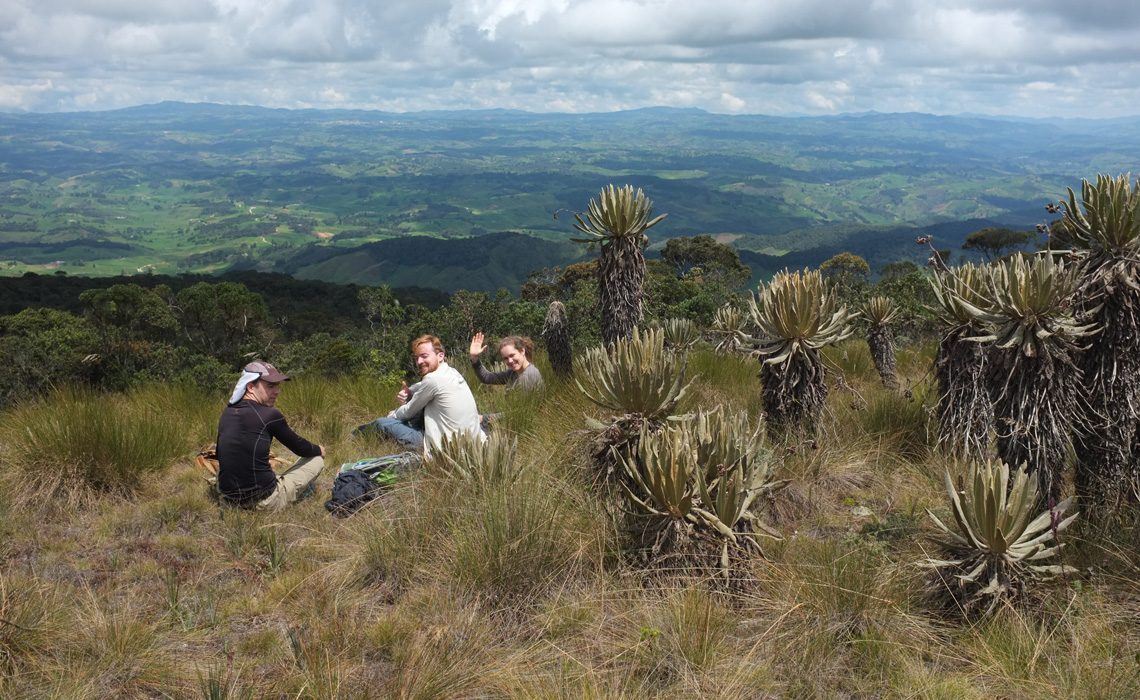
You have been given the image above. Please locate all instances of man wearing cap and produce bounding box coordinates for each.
[355,335,483,456]
[216,361,326,511]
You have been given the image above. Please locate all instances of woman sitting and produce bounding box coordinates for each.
[469,333,544,432]
[468,332,544,390]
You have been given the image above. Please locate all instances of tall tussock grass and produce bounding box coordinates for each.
[956,600,1140,696]
[70,607,177,695]
[824,339,876,381]
[685,349,763,414]
[658,586,737,673]
[0,572,65,678]
[489,383,548,436]
[277,374,354,444]
[855,381,935,461]
[381,590,497,699]
[344,464,609,606]
[446,473,607,602]
[753,537,924,641]
[0,387,191,499]
[747,537,938,695]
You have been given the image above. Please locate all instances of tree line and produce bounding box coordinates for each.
[0,233,937,410]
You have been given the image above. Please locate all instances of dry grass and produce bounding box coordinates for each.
[1,347,1138,697]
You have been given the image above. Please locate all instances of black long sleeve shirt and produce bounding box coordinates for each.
[216,399,321,503]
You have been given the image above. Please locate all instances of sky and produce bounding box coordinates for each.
[2,0,1139,117]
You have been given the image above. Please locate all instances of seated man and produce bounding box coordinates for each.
[216,361,325,511]
[356,335,483,455]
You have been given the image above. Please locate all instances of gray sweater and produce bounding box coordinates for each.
[471,359,544,390]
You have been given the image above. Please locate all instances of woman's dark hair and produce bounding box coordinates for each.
[498,335,535,360]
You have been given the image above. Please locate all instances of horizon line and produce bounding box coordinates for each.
[4,100,1139,123]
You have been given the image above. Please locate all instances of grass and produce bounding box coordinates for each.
[1,346,1138,697]
[445,474,606,602]
[854,380,936,461]
[0,386,196,499]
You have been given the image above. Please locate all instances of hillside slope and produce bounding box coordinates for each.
[278,231,583,291]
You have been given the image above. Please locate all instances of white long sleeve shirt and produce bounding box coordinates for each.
[389,361,484,455]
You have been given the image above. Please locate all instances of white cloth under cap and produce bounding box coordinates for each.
[228,370,263,405]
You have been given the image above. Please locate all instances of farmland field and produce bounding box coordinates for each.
[2,103,1139,290]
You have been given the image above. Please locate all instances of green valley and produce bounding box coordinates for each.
[2,103,1139,290]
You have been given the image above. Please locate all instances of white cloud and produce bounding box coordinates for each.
[0,0,1138,117]
[0,79,54,111]
[719,92,746,112]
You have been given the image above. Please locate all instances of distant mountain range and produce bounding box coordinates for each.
[2,102,1138,290]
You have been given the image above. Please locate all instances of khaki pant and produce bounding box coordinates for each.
[255,456,325,513]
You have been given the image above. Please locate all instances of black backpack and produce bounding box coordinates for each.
[324,453,419,517]
[324,470,381,517]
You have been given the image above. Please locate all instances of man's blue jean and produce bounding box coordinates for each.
[355,414,425,450]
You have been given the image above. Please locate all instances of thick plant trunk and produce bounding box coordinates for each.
[762,350,826,439]
[599,236,645,346]
[866,323,898,389]
[1074,290,1140,514]
[989,349,1081,507]
[542,301,573,378]
[935,329,992,462]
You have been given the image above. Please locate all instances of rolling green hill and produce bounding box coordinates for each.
[3,102,1139,289]
[277,231,581,292]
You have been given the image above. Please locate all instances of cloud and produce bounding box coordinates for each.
[0,0,1138,117]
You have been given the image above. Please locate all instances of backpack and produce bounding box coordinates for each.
[325,471,380,517]
[324,453,420,517]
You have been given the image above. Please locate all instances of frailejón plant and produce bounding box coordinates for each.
[618,413,782,577]
[1060,173,1140,513]
[747,268,854,437]
[928,262,994,461]
[976,254,1096,504]
[575,327,691,480]
[661,317,700,353]
[574,327,690,420]
[924,459,1077,617]
[859,295,901,389]
[709,303,750,355]
[572,184,667,345]
[542,300,573,378]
